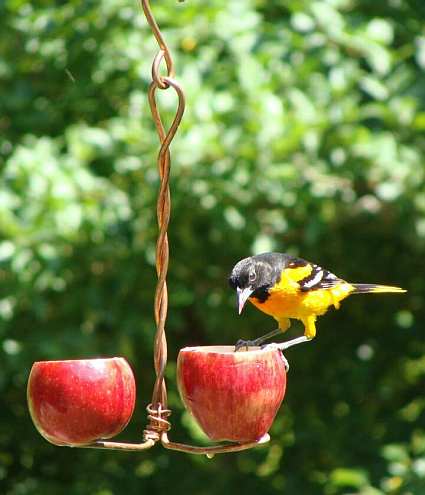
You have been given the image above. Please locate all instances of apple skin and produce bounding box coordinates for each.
[27,357,136,446]
[177,346,287,443]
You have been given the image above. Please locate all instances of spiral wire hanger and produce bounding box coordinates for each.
[84,0,270,456]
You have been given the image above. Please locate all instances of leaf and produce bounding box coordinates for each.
[329,467,369,488]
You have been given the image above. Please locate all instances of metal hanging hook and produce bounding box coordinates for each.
[141,0,176,87]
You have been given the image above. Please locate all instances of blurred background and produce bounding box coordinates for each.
[1,0,424,493]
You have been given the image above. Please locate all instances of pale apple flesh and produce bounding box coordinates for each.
[177,346,287,443]
[27,357,136,446]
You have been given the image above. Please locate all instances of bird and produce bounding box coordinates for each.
[229,252,406,351]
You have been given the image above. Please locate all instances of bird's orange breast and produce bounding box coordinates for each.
[249,281,354,320]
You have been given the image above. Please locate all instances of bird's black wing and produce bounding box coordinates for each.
[297,262,342,292]
[250,252,344,292]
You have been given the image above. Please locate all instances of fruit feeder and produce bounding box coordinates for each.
[27,0,288,456]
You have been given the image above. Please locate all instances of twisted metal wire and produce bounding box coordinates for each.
[149,74,185,408]
[140,0,186,435]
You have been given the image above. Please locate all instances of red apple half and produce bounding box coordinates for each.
[177,346,287,443]
[27,357,136,446]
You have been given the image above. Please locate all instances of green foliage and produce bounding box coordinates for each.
[1,0,424,493]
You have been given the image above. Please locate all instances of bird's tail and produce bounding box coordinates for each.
[351,283,406,294]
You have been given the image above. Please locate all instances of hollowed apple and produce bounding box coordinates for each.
[177,346,287,443]
[27,357,136,446]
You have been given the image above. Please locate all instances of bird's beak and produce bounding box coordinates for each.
[237,287,254,315]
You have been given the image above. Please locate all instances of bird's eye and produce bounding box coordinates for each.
[248,270,256,283]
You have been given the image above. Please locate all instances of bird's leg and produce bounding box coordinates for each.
[265,335,311,351]
[261,317,315,351]
[234,319,291,351]
[234,328,280,351]
[262,317,315,369]
[302,315,317,340]
[265,316,315,350]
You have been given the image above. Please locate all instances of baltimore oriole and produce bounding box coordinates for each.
[229,252,406,351]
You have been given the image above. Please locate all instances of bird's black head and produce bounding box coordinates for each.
[229,253,286,313]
